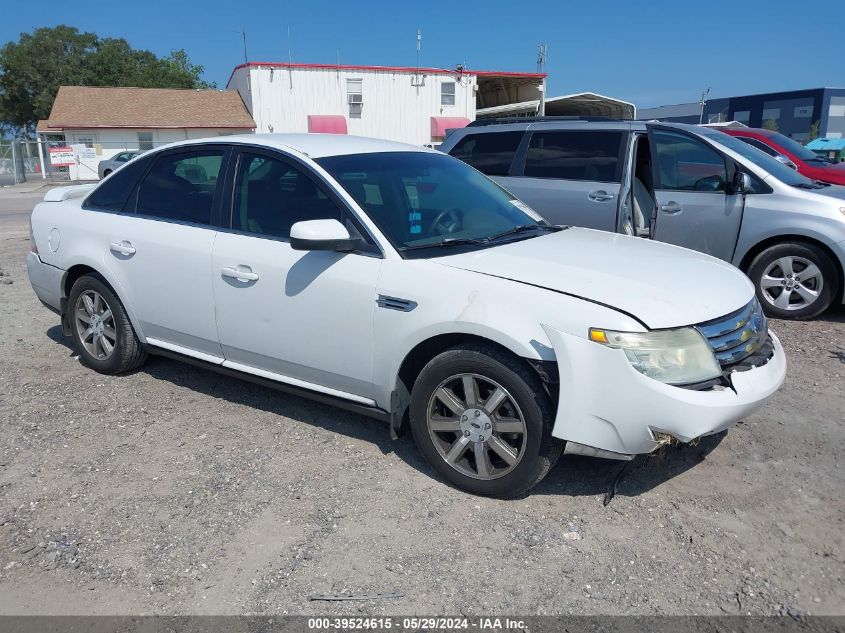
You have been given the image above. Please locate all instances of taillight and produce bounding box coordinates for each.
[29,220,38,254]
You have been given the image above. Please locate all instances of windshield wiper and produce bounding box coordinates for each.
[397,237,489,252]
[792,182,826,189]
[397,224,564,252]
[485,223,564,242]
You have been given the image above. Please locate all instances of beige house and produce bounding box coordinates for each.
[37,86,255,180]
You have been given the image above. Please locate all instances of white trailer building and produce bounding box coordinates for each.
[226,62,546,145]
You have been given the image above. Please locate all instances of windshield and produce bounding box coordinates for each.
[766,132,823,162]
[700,129,818,187]
[316,151,549,254]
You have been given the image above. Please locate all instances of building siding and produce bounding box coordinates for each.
[231,65,476,145]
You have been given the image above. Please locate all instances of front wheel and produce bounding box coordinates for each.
[748,242,838,320]
[409,343,561,498]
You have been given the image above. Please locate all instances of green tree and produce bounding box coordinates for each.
[806,120,820,142]
[0,26,213,136]
[762,118,779,132]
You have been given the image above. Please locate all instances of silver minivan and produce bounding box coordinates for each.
[441,120,845,319]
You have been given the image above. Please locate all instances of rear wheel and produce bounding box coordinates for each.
[748,242,838,319]
[409,343,561,498]
[68,274,147,374]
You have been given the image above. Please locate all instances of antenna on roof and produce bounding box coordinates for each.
[287,26,294,90]
[412,28,424,87]
[699,87,710,124]
[537,44,547,116]
[242,29,248,64]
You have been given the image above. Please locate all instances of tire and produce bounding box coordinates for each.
[409,343,562,498]
[102,169,112,178]
[747,242,839,320]
[67,273,147,374]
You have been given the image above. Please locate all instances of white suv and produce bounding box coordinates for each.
[27,134,786,497]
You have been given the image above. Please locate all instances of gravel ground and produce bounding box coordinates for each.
[0,186,843,616]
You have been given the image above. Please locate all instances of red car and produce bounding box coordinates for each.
[721,127,845,186]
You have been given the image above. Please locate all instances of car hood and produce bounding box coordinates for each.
[433,228,754,329]
[808,183,845,200]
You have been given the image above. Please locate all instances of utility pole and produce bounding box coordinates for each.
[699,87,710,124]
[537,44,547,117]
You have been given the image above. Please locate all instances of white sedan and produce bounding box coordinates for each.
[27,134,786,497]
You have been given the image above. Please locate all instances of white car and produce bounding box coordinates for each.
[27,134,786,498]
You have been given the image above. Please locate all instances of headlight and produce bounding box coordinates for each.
[588,327,721,385]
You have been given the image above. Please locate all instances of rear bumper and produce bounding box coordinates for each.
[26,252,64,313]
[542,325,786,456]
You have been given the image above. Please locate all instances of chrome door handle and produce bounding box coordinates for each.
[661,202,683,215]
[109,241,136,255]
[221,266,259,282]
[588,190,615,202]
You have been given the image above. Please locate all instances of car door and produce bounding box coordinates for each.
[104,145,228,359]
[211,148,383,401]
[649,128,743,262]
[501,129,626,230]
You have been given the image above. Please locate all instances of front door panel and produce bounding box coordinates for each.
[212,234,382,398]
[649,128,743,262]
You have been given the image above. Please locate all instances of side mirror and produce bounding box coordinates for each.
[290,219,361,252]
[774,154,798,170]
[732,171,752,194]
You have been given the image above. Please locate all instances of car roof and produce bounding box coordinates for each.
[154,133,436,159]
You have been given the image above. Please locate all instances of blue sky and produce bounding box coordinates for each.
[3,0,843,108]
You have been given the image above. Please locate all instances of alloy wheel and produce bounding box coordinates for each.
[759,256,824,311]
[74,290,117,360]
[426,373,527,480]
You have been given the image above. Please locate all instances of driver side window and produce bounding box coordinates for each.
[232,152,343,240]
[653,130,727,192]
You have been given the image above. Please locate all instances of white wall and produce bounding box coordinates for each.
[230,66,477,146]
[59,127,253,180]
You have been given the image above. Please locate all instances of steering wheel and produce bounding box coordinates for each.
[427,207,463,237]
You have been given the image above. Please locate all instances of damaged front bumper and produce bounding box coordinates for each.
[541,325,786,457]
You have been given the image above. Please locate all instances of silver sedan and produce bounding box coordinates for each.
[97,151,141,179]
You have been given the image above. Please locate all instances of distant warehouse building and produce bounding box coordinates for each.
[36,86,256,180]
[638,87,845,141]
[226,61,546,145]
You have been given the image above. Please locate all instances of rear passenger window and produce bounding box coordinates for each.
[524,131,623,182]
[136,150,223,224]
[232,152,342,239]
[84,155,152,212]
[448,132,523,176]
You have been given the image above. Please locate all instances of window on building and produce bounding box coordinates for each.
[652,130,727,192]
[347,79,363,119]
[448,132,524,176]
[137,132,154,151]
[136,150,223,224]
[232,152,342,239]
[524,131,623,182]
[762,107,781,121]
[73,135,95,148]
[733,110,751,124]
[441,82,456,106]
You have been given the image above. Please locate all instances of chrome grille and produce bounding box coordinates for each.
[696,299,768,366]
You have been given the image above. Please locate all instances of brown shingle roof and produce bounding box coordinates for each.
[36,119,62,133]
[44,86,256,130]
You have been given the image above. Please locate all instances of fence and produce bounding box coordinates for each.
[0,139,172,186]
[0,139,73,186]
